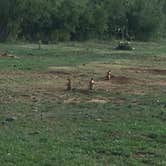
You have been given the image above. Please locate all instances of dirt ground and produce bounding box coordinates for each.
[0,63,165,104]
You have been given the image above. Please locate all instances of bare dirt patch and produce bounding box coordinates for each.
[0,52,19,59]
[64,98,81,104]
[87,99,108,104]
[123,67,166,75]
[47,66,79,76]
[148,69,166,75]
[99,75,134,86]
[149,80,166,86]
[0,71,24,77]
[64,97,109,104]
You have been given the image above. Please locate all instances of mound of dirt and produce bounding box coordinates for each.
[111,76,131,84]
[148,69,166,75]
[48,70,70,75]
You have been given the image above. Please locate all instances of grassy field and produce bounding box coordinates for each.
[0,41,166,166]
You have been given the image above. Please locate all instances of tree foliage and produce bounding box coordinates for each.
[0,0,165,42]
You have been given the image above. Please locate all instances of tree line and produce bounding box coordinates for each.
[0,0,166,42]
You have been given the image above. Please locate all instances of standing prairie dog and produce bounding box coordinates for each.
[89,78,95,90]
[106,70,112,80]
[66,78,72,90]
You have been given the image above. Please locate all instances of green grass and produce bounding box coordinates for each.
[0,41,166,166]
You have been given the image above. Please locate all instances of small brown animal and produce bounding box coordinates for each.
[66,78,72,90]
[89,78,95,90]
[106,70,112,80]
